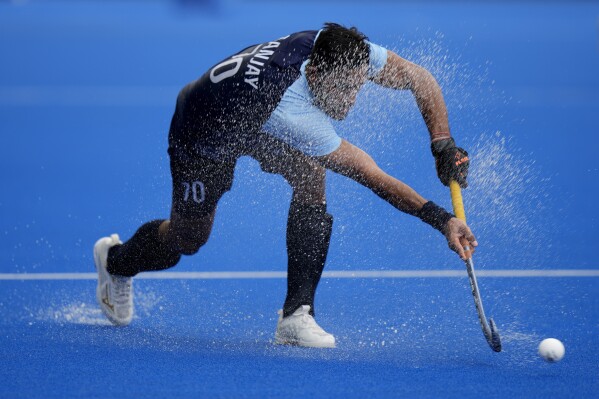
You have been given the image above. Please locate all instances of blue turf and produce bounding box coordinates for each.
[1,278,597,398]
[0,0,598,397]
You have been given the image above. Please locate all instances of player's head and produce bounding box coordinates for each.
[307,23,370,120]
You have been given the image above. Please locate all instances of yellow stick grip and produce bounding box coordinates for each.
[450,180,473,259]
[450,180,466,223]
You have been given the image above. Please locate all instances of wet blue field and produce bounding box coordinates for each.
[2,277,598,398]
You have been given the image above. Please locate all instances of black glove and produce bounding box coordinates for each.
[431,138,469,188]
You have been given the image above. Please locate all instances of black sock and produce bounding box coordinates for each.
[107,220,182,277]
[283,202,333,317]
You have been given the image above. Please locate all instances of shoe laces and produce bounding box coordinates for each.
[111,275,132,305]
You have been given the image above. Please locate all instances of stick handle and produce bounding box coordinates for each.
[449,180,472,259]
[449,180,466,222]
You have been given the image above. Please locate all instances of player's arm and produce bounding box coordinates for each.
[317,139,477,260]
[371,50,450,139]
[371,50,470,188]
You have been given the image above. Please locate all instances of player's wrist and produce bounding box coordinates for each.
[430,137,456,158]
[430,131,451,144]
[416,201,454,233]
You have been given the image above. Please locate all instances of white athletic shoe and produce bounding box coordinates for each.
[274,305,336,348]
[93,234,133,326]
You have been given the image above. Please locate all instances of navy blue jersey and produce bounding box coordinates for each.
[168,30,318,161]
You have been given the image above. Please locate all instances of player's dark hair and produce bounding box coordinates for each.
[310,22,369,72]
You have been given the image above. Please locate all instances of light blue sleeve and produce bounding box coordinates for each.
[366,41,388,78]
[262,72,342,157]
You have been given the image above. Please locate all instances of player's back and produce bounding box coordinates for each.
[168,30,318,160]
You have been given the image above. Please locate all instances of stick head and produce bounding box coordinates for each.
[489,318,502,352]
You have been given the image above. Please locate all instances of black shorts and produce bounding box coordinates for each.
[170,132,314,220]
[170,155,236,219]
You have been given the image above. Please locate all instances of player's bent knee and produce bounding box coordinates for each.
[169,213,215,256]
[163,250,182,268]
[288,168,325,199]
[178,235,209,256]
[179,243,202,256]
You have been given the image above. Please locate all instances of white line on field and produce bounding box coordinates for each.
[0,269,598,281]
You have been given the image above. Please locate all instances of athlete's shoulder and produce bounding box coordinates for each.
[268,30,318,69]
[284,30,319,46]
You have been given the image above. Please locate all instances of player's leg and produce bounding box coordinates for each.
[280,159,332,318]
[278,154,336,347]
[94,155,235,325]
[94,216,195,326]
[250,136,335,347]
[104,212,216,277]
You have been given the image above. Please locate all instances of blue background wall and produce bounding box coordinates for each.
[1,0,597,274]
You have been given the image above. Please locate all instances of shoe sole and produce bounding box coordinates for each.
[274,333,336,348]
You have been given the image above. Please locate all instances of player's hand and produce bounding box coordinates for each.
[444,217,478,261]
[431,138,469,188]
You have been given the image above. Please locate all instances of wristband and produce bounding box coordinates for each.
[430,131,451,143]
[416,201,454,233]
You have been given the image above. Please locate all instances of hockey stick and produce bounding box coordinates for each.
[450,181,502,352]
